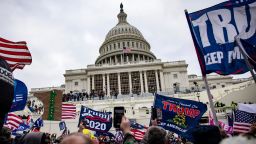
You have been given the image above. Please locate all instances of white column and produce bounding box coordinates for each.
[126,55,129,63]
[129,72,132,94]
[107,74,110,97]
[110,57,112,64]
[138,54,140,61]
[92,75,95,90]
[121,54,123,63]
[103,74,105,92]
[140,71,144,93]
[115,55,117,64]
[118,73,121,95]
[87,77,90,93]
[144,71,148,93]
[132,54,135,62]
[155,70,159,92]
[143,55,145,61]
[160,71,164,92]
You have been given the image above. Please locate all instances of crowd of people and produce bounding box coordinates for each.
[27,99,44,115]
[62,90,119,102]
[0,116,255,144]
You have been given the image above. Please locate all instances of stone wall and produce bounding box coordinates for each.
[33,90,63,121]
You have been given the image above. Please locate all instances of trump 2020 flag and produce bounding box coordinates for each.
[10,79,28,112]
[186,0,256,75]
[154,94,207,136]
[79,106,112,132]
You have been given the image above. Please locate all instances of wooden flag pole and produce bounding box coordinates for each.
[203,75,219,126]
[235,36,256,83]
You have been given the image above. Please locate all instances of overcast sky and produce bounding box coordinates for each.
[0,0,250,90]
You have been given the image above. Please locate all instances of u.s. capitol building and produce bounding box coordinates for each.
[36,4,255,134]
[64,5,189,96]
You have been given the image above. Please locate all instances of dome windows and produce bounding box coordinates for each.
[118,42,120,48]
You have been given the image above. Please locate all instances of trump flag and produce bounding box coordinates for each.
[10,79,28,112]
[154,94,207,136]
[186,0,256,75]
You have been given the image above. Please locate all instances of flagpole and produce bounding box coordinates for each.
[49,120,51,133]
[235,36,256,83]
[184,9,219,126]
[203,76,219,126]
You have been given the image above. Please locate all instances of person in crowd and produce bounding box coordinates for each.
[90,90,95,100]
[114,129,124,144]
[186,125,222,144]
[120,116,169,144]
[32,100,35,107]
[60,132,93,144]
[18,132,50,144]
[85,92,89,100]
[0,126,12,144]
[81,92,85,101]
[220,123,256,144]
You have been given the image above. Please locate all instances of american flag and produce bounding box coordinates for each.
[130,122,147,141]
[62,103,76,119]
[131,129,145,141]
[123,47,131,53]
[26,115,32,125]
[0,37,32,71]
[4,113,23,130]
[233,110,256,133]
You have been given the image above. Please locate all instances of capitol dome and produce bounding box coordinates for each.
[95,3,156,64]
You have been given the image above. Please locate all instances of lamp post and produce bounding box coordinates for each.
[194,82,200,102]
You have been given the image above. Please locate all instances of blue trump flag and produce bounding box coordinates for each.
[154,94,207,136]
[79,106,112,132]
[10,79,28,112]
[186,0,256,75]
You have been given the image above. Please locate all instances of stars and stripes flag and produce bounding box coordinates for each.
[0,37,32,71]
[26,115,32,125]
[123,47,131,53]
[233,110,256,133]
[130,122,147,141]
[131,129,145,141]
[62,103,76,119]
[4,113,23,130]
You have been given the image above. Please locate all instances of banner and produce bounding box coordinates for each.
[10,79,28,112]
[79,106,112,132]
[154,94,207,136]
[48,91,56,120]
[12,123,30,136]
[187,0,256,75]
